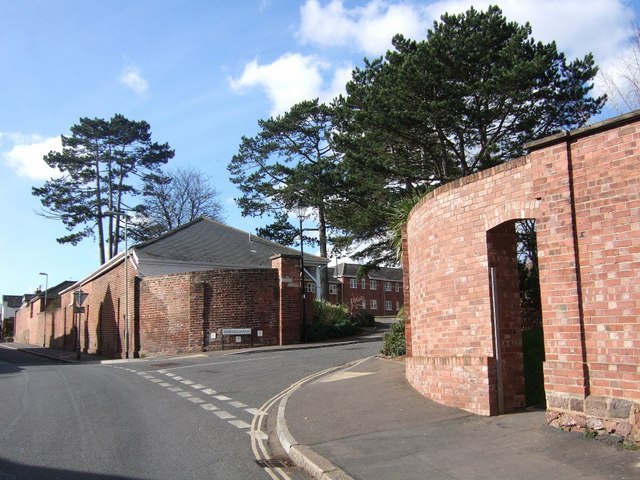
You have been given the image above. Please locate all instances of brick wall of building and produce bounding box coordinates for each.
[14,254,305,358]
[337,276,404,316]
[404,112,640,442]
[272,254,305,344]
[138,268,281,356]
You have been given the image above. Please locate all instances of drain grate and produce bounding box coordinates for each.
[254,459,290,469]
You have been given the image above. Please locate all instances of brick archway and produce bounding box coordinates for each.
[403,112,640,443]
[486,220,527,414]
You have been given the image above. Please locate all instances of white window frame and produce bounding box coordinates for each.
[361,278,366,289]
[396,301,400,311]
[306,282,315,293]
[385,281,391,292]
[396,282,400,292]
[329,284,337,295]
[385,300,392,311]
[370,279,377,290]
[370,299,378,310]
[350,278,357,289]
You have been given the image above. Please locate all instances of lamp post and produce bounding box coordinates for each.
[105,210,130,359]
[292,205,308,343]
[39,272,48,347]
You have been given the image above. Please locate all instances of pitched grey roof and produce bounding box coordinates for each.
[2,295,23,308]
[133,217,328,274]
[333,262,403,282]
[30,281,76,304]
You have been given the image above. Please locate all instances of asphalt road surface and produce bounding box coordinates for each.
[0,342,380,480]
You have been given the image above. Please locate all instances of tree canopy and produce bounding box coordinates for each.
[599,23,640,113]
[138,167,224,239]
[331,5,605,263]
[228,99,341,259]
[33,114,174,264]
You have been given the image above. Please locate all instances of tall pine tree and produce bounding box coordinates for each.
[33,114,174,264]
[332,5,605,263]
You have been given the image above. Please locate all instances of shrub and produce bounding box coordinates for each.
[381,308,406,357]
[309,300,361,341]
[351,309,375,327]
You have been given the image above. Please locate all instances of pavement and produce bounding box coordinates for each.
[277,355,640,480]
[4,326,640,480]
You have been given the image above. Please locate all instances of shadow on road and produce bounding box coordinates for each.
[0,458,146,480]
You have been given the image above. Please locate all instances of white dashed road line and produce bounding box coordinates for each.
[108,364,263,436]
[214,411,235,419]
[229,420,251,429]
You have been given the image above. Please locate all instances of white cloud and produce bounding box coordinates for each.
[235,1,636,117]
[229,53,351,115]
[299,0,634,65]
[424,0,633,64]
[119,66,149,97]
[298,0,428,55]
[1,133,63,180]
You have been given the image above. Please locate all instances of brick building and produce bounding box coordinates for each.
[321,263,403,316]
[14,217,327,358]
[403,111,640,443]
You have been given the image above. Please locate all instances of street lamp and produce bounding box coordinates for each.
[104,210,130,359]
[39,272,48,347]
[292,205,308,343]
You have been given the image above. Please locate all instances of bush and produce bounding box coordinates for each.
[351,309,375,327]
[309,301,361,341]
[381,310,406,357]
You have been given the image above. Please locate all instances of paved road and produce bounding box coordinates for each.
[0,342,381,480]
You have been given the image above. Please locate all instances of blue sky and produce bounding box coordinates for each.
[1,0,638,297]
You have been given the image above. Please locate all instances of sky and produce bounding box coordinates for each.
[0,0,638,298]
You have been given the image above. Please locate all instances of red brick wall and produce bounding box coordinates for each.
[14,255,306,358]
[336,276,404,315]
[15,295,75,349]
[404,112,640,441]
[272,254,304,344]
[138,268,281,356]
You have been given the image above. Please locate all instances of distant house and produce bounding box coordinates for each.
[330,263,404,315]
[1,295,24,340]
[15,217,328,358]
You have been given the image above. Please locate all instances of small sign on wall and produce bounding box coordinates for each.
[222,328,252,335]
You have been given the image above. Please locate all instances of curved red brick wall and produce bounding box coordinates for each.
[404,112,640,442]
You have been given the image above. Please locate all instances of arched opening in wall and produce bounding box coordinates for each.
[487,219,545,414]
[516,220,545,408]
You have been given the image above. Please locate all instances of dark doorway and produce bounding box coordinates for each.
[516,219,546,407]
[487,219,545,414]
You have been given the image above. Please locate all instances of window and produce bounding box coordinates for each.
[306,282,315,293]
[350,278,357,289]
[370,299,377,310]
[370,279,377,290]
[395,282,400,292]
[385,281,391,291]
[361,299,366,309]
[385,300,392,311]
[396,301,400,311]
[361,278,366,289]
[329,284,337,295]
